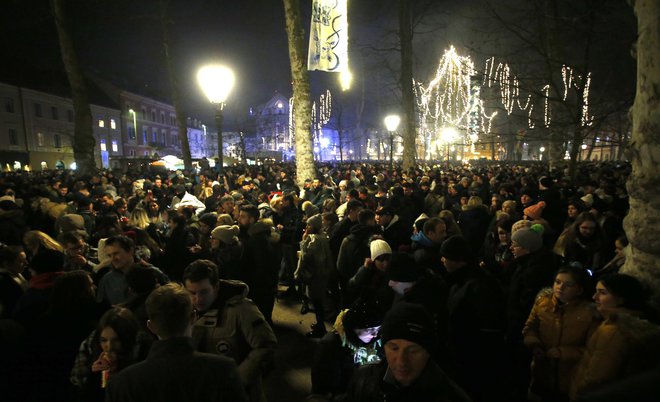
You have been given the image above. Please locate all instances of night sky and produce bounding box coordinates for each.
[0,0,637,134]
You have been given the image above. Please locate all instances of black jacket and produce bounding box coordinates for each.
[107,337,247,402]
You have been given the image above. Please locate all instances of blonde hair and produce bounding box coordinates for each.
[129,208,150,230]
[23,230,64,253]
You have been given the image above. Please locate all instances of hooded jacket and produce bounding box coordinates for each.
[192,279,277,400]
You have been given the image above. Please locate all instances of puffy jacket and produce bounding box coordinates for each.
[523,289,600,396]
[570,309,660,400]
[295,232,334,299]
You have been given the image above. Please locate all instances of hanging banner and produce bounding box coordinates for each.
[308,0,348,72]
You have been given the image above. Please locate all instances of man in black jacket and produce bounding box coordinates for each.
[344,302,470,402]
[106,283,247,402]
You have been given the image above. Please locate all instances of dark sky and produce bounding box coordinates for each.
[0,0,637,133]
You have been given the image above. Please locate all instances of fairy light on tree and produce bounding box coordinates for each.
[416,46,497,159]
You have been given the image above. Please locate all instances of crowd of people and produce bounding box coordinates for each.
[0,159,658,402]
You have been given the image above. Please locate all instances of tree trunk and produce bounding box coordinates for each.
[622,0,660,309]
[283,0,316,186]
[400,0,416,170]
[51,0,95,174]
[159,0,192,170]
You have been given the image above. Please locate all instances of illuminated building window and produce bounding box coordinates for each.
[110,119,117,129]
[36,132,44,146]
[98,119,105,128]
[100,139,107,151]
[112,140,118,152]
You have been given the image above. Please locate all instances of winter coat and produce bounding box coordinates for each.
[507,248,559,343]
[457,205,491,255]
[381,215,410,251]
[192,279,277,402]
[0,269,27,319]
[12,271,64,325]
[343,359,471,402]
[107,337,247,402]
[336,224,381,280]
[214,241,243,281]
[523,289,601,396]
[445,263,507,401]
[348,264,394,307]
[410,232,443,273]
[295,233,334,300]
[240,221,280,298]
[570,309,660,401]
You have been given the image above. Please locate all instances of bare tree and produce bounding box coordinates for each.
[622,0,660,308]
[51,0,96,174]
[159,0,192,170]
[283,0,316,185]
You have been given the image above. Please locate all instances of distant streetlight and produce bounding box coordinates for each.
[441,127,457,161]
[539,146,545,161]
[384,115,400,171]
[197,65,235,170]
[581,144,588,150]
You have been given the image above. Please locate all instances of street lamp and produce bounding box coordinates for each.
[384,115,400,171]
[197,65,235,170]
[539,146,545,161]
[441,127,457,161]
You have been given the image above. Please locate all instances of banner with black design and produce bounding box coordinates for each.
[308,0,348,72]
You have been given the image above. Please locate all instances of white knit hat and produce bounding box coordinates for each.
[370,239,392,260]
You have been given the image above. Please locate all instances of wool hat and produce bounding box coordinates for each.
[380,302,436,353]
[440,235,472,262]
[511,224,545,253]
[216,214,234,226]
[198,212,218,227]
[511,219,533,234]
[370,239,392,260]
[59,214,85,232]
[343,297,387,330]
[306,214,323,232]
[30,249,65,274]
[523,201,546,221]
[387,253,422,283]
[580,193,594,208]
[211,225,240,245]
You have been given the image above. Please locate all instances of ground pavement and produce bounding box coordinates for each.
[263,288,332,402]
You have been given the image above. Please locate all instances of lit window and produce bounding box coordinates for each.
[110,119,116,129]
[112,140,118,152]
[98,119,105,128]
[36,132,45,147]
[100,139,107,151]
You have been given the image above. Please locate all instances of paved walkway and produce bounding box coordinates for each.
[263,291,332,402]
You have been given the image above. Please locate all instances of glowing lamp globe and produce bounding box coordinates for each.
[384,115,400,132]
[197,65,235,104]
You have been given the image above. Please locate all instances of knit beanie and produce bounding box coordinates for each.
[524,201,546,221]
[59,214,85,232]
[370,239,392,260]
[387,253,421,282]
[211,225,240,245]
[380,302,435,353]
[306,214,323,232]
[198,212,218,227]
[440,235,472,262]
[343,297,387,330]
[511,224,545,253]
[511,219,533,234]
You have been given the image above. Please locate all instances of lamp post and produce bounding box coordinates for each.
[539,146,545,161]
[197,65,235,171]
[384,115,400,171]
[440,127,457,162]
